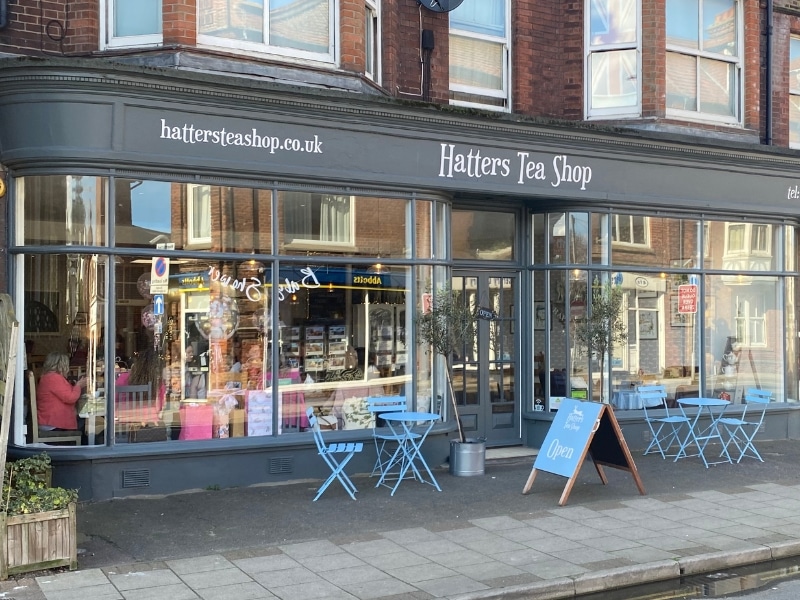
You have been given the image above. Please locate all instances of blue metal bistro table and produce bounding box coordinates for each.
[676,397,732,468]
[376,411,442,496]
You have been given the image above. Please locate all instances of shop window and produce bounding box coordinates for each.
[723,223,773,257]
[611,215,648,246]
[585,0,640,118]
[365,0,380,82]
[197,0,337,64]
[282,192,354,249]
[665,0,740,123]
[105,0,162,48]
[187,185,212,249]
[452,209,515,260]
[790,36,800,148]
[20,175,106,247]
[449,0,510,111]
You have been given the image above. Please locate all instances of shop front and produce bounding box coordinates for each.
[3,59,800,500]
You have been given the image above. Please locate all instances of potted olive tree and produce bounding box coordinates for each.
[574,282,627,403]
[415,286,483,476]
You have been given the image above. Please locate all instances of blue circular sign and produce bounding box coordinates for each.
[154,257,167,277]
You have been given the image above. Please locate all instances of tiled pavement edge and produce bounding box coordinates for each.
[12,481,800,600]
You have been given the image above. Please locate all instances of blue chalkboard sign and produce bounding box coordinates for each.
[523,399,645,505]
[532,399,604,478]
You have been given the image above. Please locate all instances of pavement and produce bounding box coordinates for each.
[6,440,800,600]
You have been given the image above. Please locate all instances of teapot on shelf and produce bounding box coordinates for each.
[722,351,738,365]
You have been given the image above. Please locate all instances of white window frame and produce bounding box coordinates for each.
[789,36,800,149]
[283,194,356,250]
[735,296,766,348]
[365,0,381,83]
[449,1,511,113]
[187,185,212,250]
[584,0,642,119]
[666,0,742,125]
[724,223,773,258]
[197,0,339,65]
[101,0,163,50]
[611,215,650,247]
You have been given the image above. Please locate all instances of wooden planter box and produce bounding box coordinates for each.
[0,502,77,579]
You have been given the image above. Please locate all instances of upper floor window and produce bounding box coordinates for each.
[790,37,800,148]
[365,0,380,82]
[666,0,740,124]
[585,0,640,118]
[449,0,510,111]
[198,0,337,64]
[105,0,162,48]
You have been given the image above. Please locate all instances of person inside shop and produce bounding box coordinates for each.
[115,347,167,424]
[184,344,207,400]
[36,351,87,439]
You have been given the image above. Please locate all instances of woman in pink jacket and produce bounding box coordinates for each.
[36,352,86,431]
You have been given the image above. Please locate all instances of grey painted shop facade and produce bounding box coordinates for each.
[2,59,800,501]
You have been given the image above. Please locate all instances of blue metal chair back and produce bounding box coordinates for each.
[305,407,363,501]
[717,388,772,463]
[638,384,689,458]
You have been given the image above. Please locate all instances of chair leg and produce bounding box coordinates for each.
[314,447,359,501]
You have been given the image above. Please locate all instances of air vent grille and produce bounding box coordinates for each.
[121,469,151,488]
[268,456,293,474]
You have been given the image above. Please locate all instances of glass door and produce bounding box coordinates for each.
[451,271,520,445]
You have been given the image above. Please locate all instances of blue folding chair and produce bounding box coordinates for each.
[366,396,418,480]
[717,388,772,463]
[639,384,690,459]
[306,407,364,501]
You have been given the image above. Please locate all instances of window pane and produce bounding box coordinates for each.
[589,0,636,45]
[705,275,784,401]
[791,97,800,146]
[666,52,697,111]
[114,0,162,37]
[450,34,504,91]
[590,50,638,109]
[20,176,106,246]
[705,221,777,271]
[791,37,800,94]
[270,0,330,54]
[114,180,272,253]
[278,193,409,258]
[198,0,264,42]
[450,0,505,37]
[452,210,515,260]
[569,213,589,264]
[666,0,698,49]
[703,0,736,55]
[23,254,107,445]
[698,57,734,117]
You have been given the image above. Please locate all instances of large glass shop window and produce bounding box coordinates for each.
[534,211,792,411]
[16,176,423,446]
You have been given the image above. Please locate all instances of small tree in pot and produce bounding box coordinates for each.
[415,286,481,473]
[574,282,627,403]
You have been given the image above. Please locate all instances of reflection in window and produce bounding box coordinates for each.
[187,185,212,248]
[612,215,648,245]
[586,0,639,117]
[791,37,800,147]
[452,209,515,260]
[365,0,380,81]
[666,0,739,121]
[283,193,354,246]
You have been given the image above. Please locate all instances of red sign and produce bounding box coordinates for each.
[677,284,698,314]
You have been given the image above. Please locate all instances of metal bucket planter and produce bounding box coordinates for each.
[449,438,486,476]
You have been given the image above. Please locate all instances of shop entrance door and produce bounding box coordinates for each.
[451,272,520,446]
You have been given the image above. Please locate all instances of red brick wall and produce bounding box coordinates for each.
[164,0,196,46]
[771,10,800,146]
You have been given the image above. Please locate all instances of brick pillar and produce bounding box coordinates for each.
[163,0,196,46]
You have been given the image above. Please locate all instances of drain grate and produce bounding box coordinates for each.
[268,456,293,474]
[121,469,151,488]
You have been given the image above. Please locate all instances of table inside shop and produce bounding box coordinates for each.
[611,389,664,410]
[78,395,106,446]
[376,411,442,496]
[676,397,732,468]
